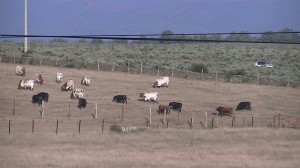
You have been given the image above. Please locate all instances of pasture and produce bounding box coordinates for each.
[0,62,300,167]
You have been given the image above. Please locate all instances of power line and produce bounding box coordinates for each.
[1,34,300,45]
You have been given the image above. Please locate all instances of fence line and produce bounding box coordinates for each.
[0,55,298,87]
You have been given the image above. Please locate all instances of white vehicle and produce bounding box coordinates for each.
[254,60,273,68]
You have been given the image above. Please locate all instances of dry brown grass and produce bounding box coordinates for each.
[0,128,300,168]
[0,63,300,167]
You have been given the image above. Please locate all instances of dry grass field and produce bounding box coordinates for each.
[0,62,300,167]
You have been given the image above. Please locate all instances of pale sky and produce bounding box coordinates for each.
[0,0,299,37]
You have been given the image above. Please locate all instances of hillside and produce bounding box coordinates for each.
[1,42,300,86]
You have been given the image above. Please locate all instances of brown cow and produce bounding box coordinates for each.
[35,74,43,85]
[216,106,233,117]
[158,105,170,115]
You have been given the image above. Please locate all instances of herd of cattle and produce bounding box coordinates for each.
[15,65,252,116]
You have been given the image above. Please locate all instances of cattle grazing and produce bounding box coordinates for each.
[139,92,159,102]
[169,102,182,112]
[81,76,91,86]
[71,88,84,99]
[34,73,44,85]
[16,65,25,76]
[236,102,251,111]
[36,92,49,102]
[32,94,43,106]
[216,106,233,117]
[18,79,35,90]
[77,98,87,110]
[61,79,74,91]
[56,72,63,83]
[158,105,170,115]
[153,76,169,88]
[112,95,128,104]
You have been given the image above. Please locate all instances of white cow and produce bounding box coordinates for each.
[71,88,84,99]
[18,79,35,90]
[81,76,91,86]
[139,92,159,102]
[56,72,63,83]
[61,79,74,91]
[153,76,169,88]
[16,65,25,76]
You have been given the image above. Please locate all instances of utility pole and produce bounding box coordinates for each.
[24,0,28,53]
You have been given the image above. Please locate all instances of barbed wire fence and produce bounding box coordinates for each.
[0,98,299,134]
[0,54,298,87]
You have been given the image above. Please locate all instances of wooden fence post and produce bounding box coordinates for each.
[112,61,115,72]
[167,119,169,128]
[201,69,204,80]
[205,112,207,128]
[127,61,129,73]
[32,120,34,134]
[95,103,98,119]
[79,120,81,134]
[252,116,254,127]
[140,61,143,74]
[177,111,180,125]
[273,115,276,128]
[97,60,100,71]
[121,104,124,122]
[211,117,214,129]
[171,64,174,78]
[287,77,290,87]
[55,58,58,66]
[9,120,11,134]
[278,113,281,128]
[0,52,2,62]
[56,120,58,135]
[157,66,160,76]
[13,99,15,116]
[149,106,152,124]
[256,72,259,84]
[69,102,71,119]
[102,119,104,133]
[41,100,44,118]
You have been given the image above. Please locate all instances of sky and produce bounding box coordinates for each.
[0,0,300,38]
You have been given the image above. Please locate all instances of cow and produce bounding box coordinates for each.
[34,73,44,85]
[16,65,25,76]
[61,79,74,91]
[112,95,128,104]
[139,92,159,102]
[56,72,63,83]
[32,94,43,106]
[236,102,251,111]
[71,88,84,99]
[158,105,170,115]
[169,102,182,112]
[36,92,49,102]
[216,106,233,117]
[77,98,87,110]
[81,76,91,86]
[153,76,169,88]
[18,79,35,90]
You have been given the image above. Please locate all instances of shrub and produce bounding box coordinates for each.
[190,63,208,73]
[110,124,123,133]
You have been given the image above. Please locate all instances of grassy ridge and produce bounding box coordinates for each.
[1,42,300,84]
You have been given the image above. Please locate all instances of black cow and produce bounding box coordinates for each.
[169,102,182,112]
[216,106,233,117]
[37,92,49,102]
[236,102,251,111]
[77,98,87,110]
[32,95,43,106]
[112,95,127,104]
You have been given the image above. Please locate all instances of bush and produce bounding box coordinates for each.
[110,124,123,133]
[190,63,208,73]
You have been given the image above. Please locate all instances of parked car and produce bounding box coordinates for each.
[254,60,273,68]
